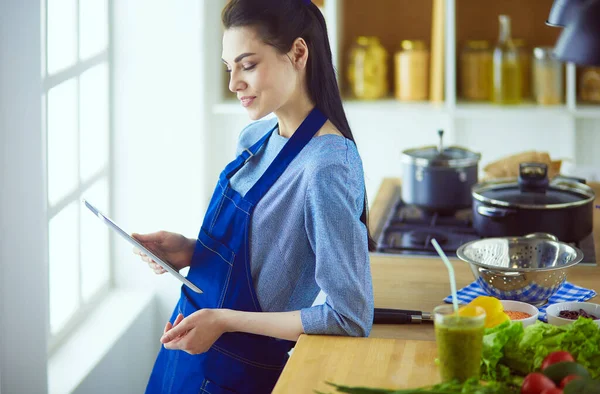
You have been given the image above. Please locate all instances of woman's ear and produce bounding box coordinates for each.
[289,37,309,70]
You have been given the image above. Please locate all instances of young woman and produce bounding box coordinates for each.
[133,0,374,392]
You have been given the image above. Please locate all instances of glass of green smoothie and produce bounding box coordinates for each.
[433,304,486,383]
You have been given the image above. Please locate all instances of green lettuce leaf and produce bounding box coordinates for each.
[480,317,600,380]
[479,321,524,380]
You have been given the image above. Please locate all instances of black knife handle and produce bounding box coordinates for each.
[374,308,422,316]
[373,311,413,324]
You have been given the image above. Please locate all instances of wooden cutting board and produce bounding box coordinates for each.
[272,335,440,393]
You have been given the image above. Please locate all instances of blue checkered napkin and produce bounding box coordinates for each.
[443,281,597,322]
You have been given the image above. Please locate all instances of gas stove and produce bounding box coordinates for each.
[376,198,597,266]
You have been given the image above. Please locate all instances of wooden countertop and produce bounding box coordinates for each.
[272,179,600,393]
[273,336,439,393]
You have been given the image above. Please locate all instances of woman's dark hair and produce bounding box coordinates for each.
[222,0,377,252]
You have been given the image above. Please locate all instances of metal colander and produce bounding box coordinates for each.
[456,233,584,306]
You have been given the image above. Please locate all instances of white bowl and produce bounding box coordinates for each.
[546,302,600,327]
[500,300,539,328]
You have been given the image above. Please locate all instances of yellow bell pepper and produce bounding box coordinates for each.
[466,296,509,328]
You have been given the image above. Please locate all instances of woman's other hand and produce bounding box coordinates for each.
[131,231,195,273]
[160,309,228,355]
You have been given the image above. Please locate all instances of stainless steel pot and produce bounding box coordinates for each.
[472,162,596,242]
[401,130,481,213]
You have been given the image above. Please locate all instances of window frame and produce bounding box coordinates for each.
[42,0,115,355]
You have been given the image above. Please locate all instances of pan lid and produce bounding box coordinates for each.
[472,163,595,209]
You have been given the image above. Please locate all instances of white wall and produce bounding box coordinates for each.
[575,119,600,178]
[209,107,451,204]
[212,107,600,206]
[0,1,48,393]
[70,298,157,394]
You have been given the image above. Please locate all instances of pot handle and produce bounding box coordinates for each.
[477,206,517,218]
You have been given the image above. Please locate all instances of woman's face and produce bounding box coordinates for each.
[222,26,298,120]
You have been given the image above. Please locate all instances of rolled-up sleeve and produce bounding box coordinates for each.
[300,158,374,337]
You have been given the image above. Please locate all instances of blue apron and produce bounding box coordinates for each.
[146,107,328,394]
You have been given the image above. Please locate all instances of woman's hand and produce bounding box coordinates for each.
[131,231,195,273]
[160,309,304,354]
[160,309,227,355]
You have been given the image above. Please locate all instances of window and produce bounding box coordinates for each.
[42,0,112,352]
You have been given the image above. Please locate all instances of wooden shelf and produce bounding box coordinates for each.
[574,105,600,119]
[343,99,446,114]
[454,101,569,119]
[213,98,583,119]
[213,98,447,115]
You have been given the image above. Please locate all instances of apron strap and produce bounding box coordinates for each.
[244,107,327,205]
[222,124,277,180]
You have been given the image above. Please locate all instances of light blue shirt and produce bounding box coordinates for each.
[229,117,374,337]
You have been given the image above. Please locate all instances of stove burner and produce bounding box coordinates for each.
[407,230,448,246]
[376,196,596,265]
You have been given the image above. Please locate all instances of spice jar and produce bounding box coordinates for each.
[347,36,389,100]
[394,40,429,101]
[460,40,493,101]
[533,46,563,105]
[513,39,532,100]
[580,67,600,103]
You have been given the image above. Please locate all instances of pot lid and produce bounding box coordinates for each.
[404,146,478,161]
[473,163,595,209]
[402,146,481,167]
[401,129,481,167]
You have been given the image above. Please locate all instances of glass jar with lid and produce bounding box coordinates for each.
[347,36,388,100]
[532,46,563,105]
[460,40,493,101]
[394,39,430,101]
[580,67,600,103]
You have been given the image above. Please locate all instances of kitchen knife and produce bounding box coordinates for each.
[373,308,433,324]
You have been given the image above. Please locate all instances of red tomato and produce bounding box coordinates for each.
[521,373,557,394]
[540,388,563,394]
[560,375,581,388]
[541,351,575,370]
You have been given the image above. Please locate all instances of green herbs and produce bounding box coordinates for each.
[317,378,519,394]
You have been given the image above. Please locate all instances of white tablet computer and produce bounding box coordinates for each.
[82,199,203,294]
